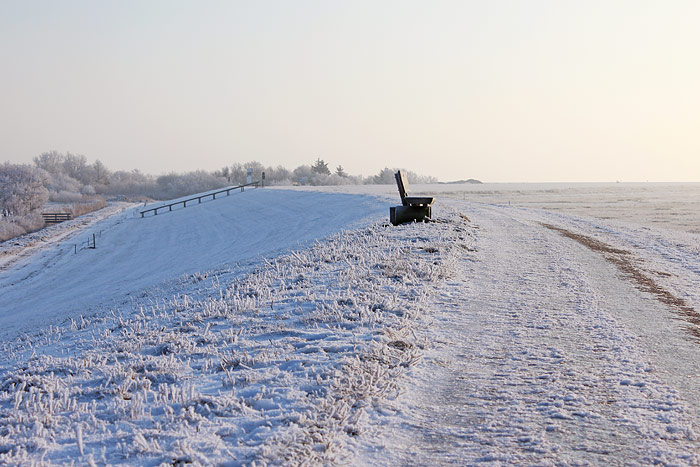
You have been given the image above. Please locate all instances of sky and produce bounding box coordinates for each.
[1,0,699,183]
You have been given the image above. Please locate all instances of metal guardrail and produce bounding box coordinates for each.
[139,181,261,218]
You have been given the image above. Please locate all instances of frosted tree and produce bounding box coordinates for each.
[0,163,49,216]
[372,167,396,184]
[155,171,227,199]
[369,167,437,184]
[91,159,110,186]
[293,165,313,184]
[264,165,291,184]
[62,153,89,183]
[34,150,65,175]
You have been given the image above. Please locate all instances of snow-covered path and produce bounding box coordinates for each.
[364,203,700,465]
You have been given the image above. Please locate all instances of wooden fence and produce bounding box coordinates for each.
[42,213,72,224]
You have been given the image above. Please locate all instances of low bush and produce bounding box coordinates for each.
[50,190,84,203]
[68,198,107,217]
[0,212,45,243]
[0,199,106,244]
[0,219,26,243]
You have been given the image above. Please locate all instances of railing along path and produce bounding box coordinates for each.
[139,181,260,218]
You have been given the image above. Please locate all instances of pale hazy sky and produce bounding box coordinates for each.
[1,0,699,182]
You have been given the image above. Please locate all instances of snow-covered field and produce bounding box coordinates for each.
[2,183,700,465]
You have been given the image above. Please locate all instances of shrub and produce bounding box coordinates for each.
[0,219,26,243]
[69,198,107,217]
[0,212,45,243]
[50,190,84,203]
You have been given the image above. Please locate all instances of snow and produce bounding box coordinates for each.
[3,182,700,465]
[0,191,462,465]
[356,202,700,465]
[0,202,132,272]
[0,188,384,340]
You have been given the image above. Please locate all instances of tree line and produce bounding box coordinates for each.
[25,151,436,201]
[0,151,436,241]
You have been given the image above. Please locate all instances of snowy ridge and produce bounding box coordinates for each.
[0,210,471,465]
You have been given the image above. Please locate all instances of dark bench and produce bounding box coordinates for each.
[390,170,435,225]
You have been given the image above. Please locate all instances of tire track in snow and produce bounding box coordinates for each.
[542,223,700,341]
[363,204,699,465]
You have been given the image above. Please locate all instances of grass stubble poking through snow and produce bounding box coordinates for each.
[0,209,472,465]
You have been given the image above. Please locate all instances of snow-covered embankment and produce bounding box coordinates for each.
[0,199,473,465]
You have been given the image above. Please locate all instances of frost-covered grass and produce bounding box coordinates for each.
[0,212,45,243]
[0,209,471,465]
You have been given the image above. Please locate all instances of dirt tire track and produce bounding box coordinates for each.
[542,223,700,340]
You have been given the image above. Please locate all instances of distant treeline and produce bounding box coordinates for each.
[30,152,436,200]
[0,151,437,241]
